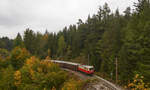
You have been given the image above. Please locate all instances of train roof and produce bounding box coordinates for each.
[79,65,94,68]
[51,60,80,66]
[50,60,94,68]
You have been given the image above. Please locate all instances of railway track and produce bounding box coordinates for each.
[62,68,122,90]
[93,75,121,90]
[49,60,122,90]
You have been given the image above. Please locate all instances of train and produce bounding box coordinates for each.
[50,60,94,75]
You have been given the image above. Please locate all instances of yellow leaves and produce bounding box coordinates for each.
[25,56,57,74]
[47,49,51,59]
[30,69,34,75]
[26,56,37,67]
[37,67,42,73]
[29,69,35,80]
[141,76,144,78]
[128,83,134,87]
[62,79,82,90]
[62,82,76,90]
[124,86,127,89]
[43,34,48,40]
[22,48,30,55]
[10,47,30,69]
[52,87,56,90]
[41,60,53,68]
[135,74,139,78]
[12,47,30,59]
[127,74,150,90]
[16,48,30,59]
[134,80,137,83]
[45,56,51,60]
[14,71,21,80]
[25,56,40,80]
[14,70,21,86]
[12,55,65,89]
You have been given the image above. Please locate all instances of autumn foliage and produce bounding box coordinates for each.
[126,74,150,90]
[13,56,67,89]
[62,79,83,90]
[14,70,21,86]
[10,47,30,70]
[0,47,82,90]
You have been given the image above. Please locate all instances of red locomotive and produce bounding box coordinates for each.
[50,60,94,75]
[78,65,94,74]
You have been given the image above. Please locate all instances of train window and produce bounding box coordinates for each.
[89,68,94,70]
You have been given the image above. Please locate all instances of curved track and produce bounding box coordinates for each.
[62,68,122,90]
[93,75,121,90]
[49,60,122,90]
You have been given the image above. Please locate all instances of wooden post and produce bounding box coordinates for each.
[88,54,89,65]
[116,57,118,84]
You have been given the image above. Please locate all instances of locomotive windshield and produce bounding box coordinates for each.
[89,68,94,70]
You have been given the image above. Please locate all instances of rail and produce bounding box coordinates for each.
[49,60,122,90]
[62,68,122,90]
[94,75,121,90]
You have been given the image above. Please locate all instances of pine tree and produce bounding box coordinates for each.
[119,0,150,83]
[24,28,36,54]
[14,33,24,47]
[57,36,66,58]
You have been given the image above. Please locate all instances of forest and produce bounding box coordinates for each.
[0,0,150,89]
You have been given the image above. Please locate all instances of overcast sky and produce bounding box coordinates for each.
[0,0,138,38]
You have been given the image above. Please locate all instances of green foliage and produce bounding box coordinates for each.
[0,37,13,51]
[10,47,30,70]
[17,57,67,90]
[34,32,48,58]
[0,0,150,87]
[58,35,66,58]
[0,55,69,90]
[0,65,16,90]
[0,48,9,58]
[24,28,36,54]
[0,49,10,69]
[14,33,24,48]
[65,45,72,59]
[119,0,150,83]
[126,74,150,90]
[62,79,83,90]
